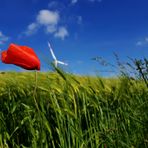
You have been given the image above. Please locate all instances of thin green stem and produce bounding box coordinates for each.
[33,70,40,112]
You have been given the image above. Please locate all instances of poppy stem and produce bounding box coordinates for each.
[33,70,40,112]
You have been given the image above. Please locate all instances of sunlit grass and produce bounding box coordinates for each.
[0,70,147,147]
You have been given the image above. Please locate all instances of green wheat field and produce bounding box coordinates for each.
[0,66,148,148]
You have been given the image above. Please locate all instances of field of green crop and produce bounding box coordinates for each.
[0,69,148,148]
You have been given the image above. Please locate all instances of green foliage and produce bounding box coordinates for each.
[0,70,148,148]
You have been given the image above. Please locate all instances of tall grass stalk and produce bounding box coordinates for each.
[0,66,147,147]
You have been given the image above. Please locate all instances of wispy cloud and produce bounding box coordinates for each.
[48,1,65,11]
[136,37,148,46]
[71,0,102,5]
[0,31,9,45]
[77,16,82,25]
[136,41,142,46]
[23,9,69,40]
[88,0,102,2]
[48,1,58,8]
[71,0,78,4]
[24,23,39,36]
[76,60,83,64]
[54,27,69,40]
[145,37,148,42]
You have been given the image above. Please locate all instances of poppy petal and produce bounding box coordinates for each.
[1,43,40,70]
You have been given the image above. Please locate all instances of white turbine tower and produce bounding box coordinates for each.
[48,42,68,68]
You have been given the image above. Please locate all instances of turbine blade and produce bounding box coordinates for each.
[47,42,57,60]
[57,60,68,66]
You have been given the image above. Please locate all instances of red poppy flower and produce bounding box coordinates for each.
[0,43,40,70]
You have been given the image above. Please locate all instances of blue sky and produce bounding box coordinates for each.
[0,0,148,75]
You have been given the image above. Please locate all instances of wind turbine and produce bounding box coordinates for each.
[48,42,68,67]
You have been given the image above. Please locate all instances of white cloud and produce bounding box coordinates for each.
[71,0,78,4]
[23,9,69,40]
[37,10,59,25]
[24,9,63,36]
[54,27,69,40]
[136,37,148,46]
[46,25,57,33]
[0,31,9,44]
